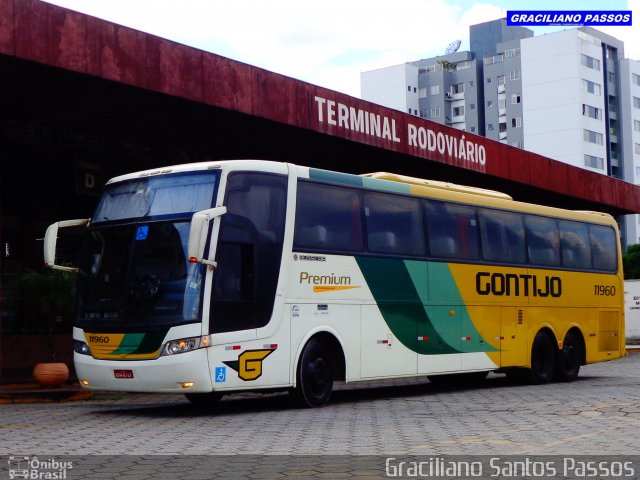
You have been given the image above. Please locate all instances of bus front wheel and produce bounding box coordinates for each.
[292,339,334,408]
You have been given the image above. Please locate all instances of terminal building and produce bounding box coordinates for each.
[1,1,640,375]
[361,19,640,245]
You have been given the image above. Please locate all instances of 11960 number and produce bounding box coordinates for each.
[594,285,616,296]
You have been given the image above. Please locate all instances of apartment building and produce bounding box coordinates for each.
[361,18,640,245]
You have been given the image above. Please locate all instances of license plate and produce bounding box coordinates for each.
[113,369,134,379]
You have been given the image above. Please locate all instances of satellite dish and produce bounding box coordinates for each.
[445,40,462,55]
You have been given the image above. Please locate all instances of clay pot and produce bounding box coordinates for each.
[33,362,69,388]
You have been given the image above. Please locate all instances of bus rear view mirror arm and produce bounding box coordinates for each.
[44,218,90,272]
[188,206,227,269]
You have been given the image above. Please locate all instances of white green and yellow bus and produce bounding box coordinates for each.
[44,160,626,407]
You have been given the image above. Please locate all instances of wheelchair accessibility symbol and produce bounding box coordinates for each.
[215,367,226,383]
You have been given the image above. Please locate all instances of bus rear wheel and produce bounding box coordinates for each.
[528,330,556,384]
[292,339,334,408]
[184,392,223,406]
[554,331,583,382]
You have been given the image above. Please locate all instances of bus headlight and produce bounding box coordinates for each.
[162,336,209,356]
[74,340,91,355]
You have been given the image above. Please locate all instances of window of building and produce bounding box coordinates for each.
[580,54,601,71]
[487,100,493,108]
[583,129,603,144]
[510,69,520,81]
[470,103,476,110]
[430,85,440,95]
[468,80,475,87]
[583,79,601,95]
[499,122,507,133]
[584,154,604,169]
[512,94,521,104]
[497,75,505,86]
[488,123,494,130]
[419,87,427,98]
[487,77,492,84]
[635,143,640,155]
[505,48,521,58]
[407,86,412,92]
[498,98,506,110]
[634,97,640,109]
[511,117,522,128]
[511,140,523,148]
[453,106,465,116]
[634,120,640,132]
[633,73,640,86]
[470,126,476,133]
[451,83,464,94]
[431,107,440,118]
[582,104,602,120]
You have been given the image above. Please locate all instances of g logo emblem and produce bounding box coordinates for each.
[224,349,275,381]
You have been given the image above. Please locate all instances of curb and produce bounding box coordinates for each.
[0,384,92,404]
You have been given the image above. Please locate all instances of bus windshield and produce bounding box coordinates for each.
[75,171,219,332]
[93,172,219,223]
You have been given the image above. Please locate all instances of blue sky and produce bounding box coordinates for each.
[44,0,637,97]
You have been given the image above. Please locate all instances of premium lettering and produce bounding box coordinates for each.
[300,271,352,286]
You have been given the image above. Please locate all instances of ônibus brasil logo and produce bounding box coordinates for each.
[7,456,73,479]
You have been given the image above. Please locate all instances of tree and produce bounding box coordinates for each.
[623,244,640,279]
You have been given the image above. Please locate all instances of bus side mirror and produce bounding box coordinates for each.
[188,206,227,268]
[44,218,90,272]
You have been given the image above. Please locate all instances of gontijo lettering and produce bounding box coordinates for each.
[476,272,562,297]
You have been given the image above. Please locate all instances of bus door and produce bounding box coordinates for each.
[207,172,289,388]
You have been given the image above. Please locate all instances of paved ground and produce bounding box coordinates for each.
[1,353,639,478]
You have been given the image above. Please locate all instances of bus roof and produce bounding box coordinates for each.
[363,172,513,201]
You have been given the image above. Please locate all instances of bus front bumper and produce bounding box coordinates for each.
[74,348,214,393]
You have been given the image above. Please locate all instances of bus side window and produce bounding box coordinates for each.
[478,209,525,264]
[559,221,591,269]
[425,201,479,260]
[525,216,560,266]
[294,181,363,253]
[589,224,617,271]
[364,192,424,256]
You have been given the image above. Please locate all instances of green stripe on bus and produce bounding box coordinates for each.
[134,331,169,354]
[309,168,364,187]
[356,257,460,355]
[111,331,167,355]
[412,262,498,353]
